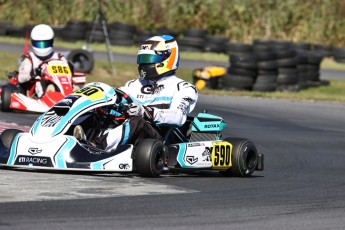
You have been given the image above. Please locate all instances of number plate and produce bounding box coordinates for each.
[47,64,71,75]
[211,141,232,169]
[73,86,104,100]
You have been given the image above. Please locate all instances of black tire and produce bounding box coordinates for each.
[183,28,207,38]
[177,37,205,50]
[228,67,257,78]
[67,49,94,73]
[135,139,165,177]
[1,85,14,112]
[255,74,277,84]
[257,60,278,70]
[0,129,22,148]
[253,82,277,92]
[277,57,298,67]
[220,137,258,177]
[223,74,254,90]
[277,74,299,85]
[231,61,257,70]
[226,42,253,53]
[108,21,137,34]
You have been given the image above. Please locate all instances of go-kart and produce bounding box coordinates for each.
[0,82,264,177]
[0,59,86,113]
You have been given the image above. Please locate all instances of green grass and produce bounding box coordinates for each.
[1,46,345,103]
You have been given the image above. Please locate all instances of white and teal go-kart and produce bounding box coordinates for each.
[0,82,264,177]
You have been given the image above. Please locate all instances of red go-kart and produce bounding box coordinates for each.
[0,59,86,113]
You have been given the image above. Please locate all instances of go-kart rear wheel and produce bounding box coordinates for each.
[0,129,23,148]
[1,85,14,112]
[220,137,258,177]
[134,139,165,177]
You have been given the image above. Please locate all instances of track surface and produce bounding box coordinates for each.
[1,95,345,230]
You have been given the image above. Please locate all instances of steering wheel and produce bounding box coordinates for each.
[114,88,133,104]
[96,88,133,122]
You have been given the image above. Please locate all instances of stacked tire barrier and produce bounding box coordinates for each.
[220,39,331,92]
[108,21,137,46]
[332,47,345,63]
[60,20,88,42]
[223,43,256,90]
[178,29,207,52]
[0,21,344,83]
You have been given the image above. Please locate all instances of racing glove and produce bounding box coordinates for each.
[30,67,43,79]
[127,102,154,121]
[127,103,144,117]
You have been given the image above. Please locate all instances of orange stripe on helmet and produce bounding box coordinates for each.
[167,47,176,69]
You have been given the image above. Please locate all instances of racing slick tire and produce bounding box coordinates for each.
[220,137,258,177]
[134,138,165,177]
[0,129,22,148]
[1,85,15,112]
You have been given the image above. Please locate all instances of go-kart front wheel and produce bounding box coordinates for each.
[134,139,165,177]
[0,129,23,148]
[220,137,258,177]
[1,85,14,112]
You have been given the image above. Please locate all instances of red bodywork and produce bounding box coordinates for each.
[0,61,86,113]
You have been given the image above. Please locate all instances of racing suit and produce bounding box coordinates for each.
[18,51,68,98]
[95,74,198,152]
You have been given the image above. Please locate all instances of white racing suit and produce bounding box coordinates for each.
[96,75,198,152]
[18,51,68,98]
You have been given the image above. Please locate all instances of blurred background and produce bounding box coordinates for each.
[0,0,344,96]
[0,0,344,45]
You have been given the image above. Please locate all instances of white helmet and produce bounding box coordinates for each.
[30,24,54,58]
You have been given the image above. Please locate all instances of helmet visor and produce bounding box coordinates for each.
[137,54,166,64]
[31,39,54,48]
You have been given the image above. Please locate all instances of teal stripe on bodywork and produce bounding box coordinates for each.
[55,136,76,168]
[91,158,112,170]
[176,143,190,168]
[121,121,130,145]
[7,133,24,165]
[32,115,44,136]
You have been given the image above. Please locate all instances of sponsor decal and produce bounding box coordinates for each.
[140,70,147,79]
[186,156,198,165]
[15,155,52,166]
[202,147,212,162]
[141,82,164,95]
[28,147,42,155]
[141,44,152,50]
[204,124,220,129]
[119,163,130,170]
[187,143,205,147]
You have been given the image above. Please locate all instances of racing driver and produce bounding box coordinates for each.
[18,24,69,98]
[74,35,198,152]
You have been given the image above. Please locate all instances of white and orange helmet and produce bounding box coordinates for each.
[137,35,179,80]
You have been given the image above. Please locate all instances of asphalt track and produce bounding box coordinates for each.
[1,94,345,230]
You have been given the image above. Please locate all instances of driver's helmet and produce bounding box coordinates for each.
[30,24,54,59]
[137,35,179,80]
